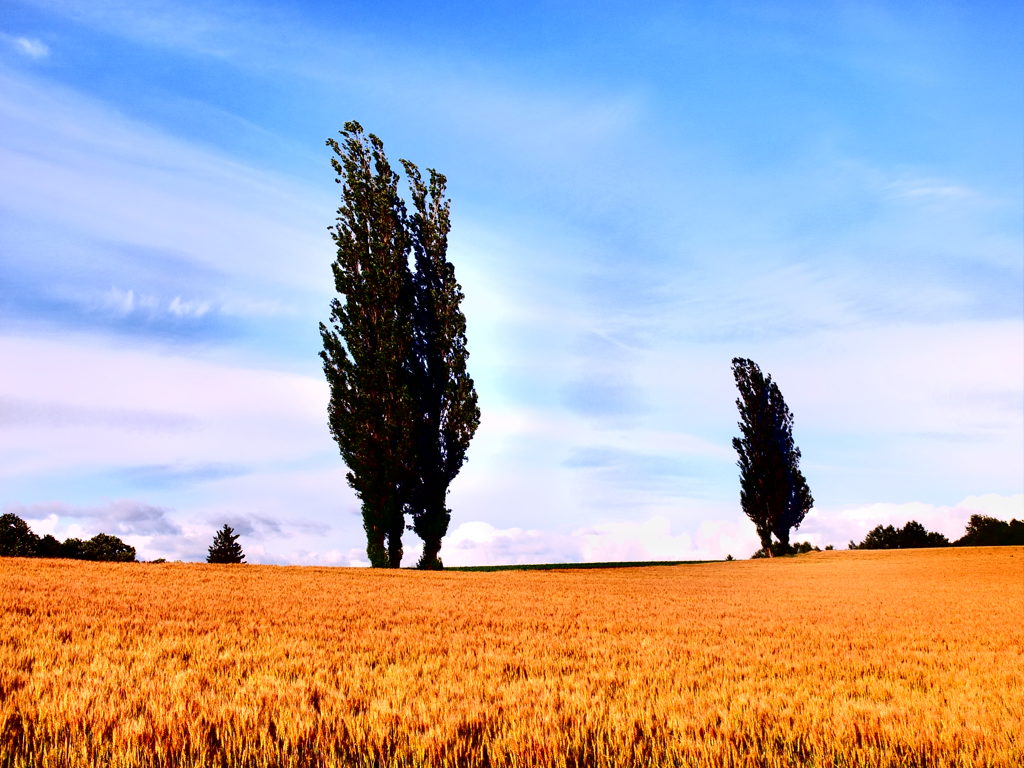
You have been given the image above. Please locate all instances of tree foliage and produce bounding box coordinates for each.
[83,533,137,562]
[848,514,1024,550]
[402,161,480,569]
[752,541,820,559]
[207,524,246,564]
[0,513,135,561]
[60,538,88,560]
[848,520,950,550]
[955,514,1024,547]
[731,358,813,557]
[0,512,40,557]
[321,121,478,569]
[36,534,63,558]
[321,122,416,568]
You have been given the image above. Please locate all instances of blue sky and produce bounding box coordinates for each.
[2,0,1021,565]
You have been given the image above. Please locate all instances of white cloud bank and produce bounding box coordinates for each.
[442,493,1023,566]
[8,491,1020,566]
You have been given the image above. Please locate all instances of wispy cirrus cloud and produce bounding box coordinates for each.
[885,177,975,202]
[98,287,212,319]
[10,0,245,59]
[4,34,50,59]
[0,66,329,306]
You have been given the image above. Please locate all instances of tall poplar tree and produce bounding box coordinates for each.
[321,122,416,568]
[321,123,479,568]
[731,357,813,556]
[402,161,480,569]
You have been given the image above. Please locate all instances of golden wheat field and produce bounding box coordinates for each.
[1,547,1021,768]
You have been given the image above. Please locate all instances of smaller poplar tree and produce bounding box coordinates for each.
[401,161,480,570]
[207,524,246,564]
[731,357,813,556]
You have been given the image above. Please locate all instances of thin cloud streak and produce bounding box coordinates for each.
[0,68,329,297]
[3,35,50,59]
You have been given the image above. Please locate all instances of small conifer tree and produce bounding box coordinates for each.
[207,524,245,564]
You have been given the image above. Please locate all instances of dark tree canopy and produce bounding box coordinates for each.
[83,533,137,562]
[849,520,949,550]
[321,121,478,569]
[36,534,63,559]
[955,514,1024,547]
[60,537,87,560]
[321,122,417,568]
[847,514,1024,550]
[402,161,480,570]
[0,512,40,557]
[752,540,820,558]
[0,513,135,561]
[207,524,246,564]
[731,358,813,557]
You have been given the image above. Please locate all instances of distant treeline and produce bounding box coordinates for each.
[850,514,1023,550]
[0,513,136,562]
[5,510,1020,566]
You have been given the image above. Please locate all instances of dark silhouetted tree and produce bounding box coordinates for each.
[207,524,245,564]
[850,524,897,550]
[731,358,813,557]
[898,520,949,548]
[402,161,480,570]
[60,537,88,559]
[321,122,478,569]
[0,513,40,557]
[321,122,416,569]
[83,533,136,562]
[0,515,136,561]
[849,520,948,550]
[36,534,63,558]
[955,514,1024,547]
